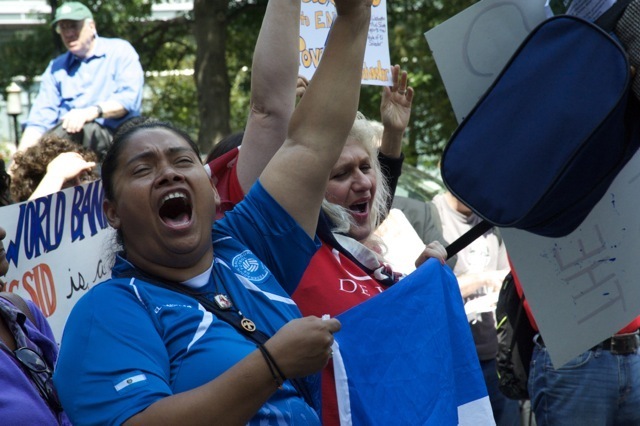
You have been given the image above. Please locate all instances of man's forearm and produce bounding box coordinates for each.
[95,100,128,119]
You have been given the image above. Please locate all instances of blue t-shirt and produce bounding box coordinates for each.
[25,37,144,133]
[54,182,321,426]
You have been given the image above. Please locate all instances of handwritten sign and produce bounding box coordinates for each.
[2,180,115,343]
[502,147,640,367]
[299,0,392,86]
[424,0,635,367]
[424,0,548,123]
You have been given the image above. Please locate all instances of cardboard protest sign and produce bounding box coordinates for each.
[299,0,392,86]
[424,0,636,367]
[424,0,548,122]
[502,148,640,367]
[2,180,114,343]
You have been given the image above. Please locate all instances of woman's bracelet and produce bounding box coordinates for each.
[257,344,285,389]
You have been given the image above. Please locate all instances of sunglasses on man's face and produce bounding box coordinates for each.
[14,347,64,413]
[55,20,85,34]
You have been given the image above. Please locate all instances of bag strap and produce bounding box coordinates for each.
[505,276,526,357]
[120,269,315,408]
[445,219,493,259]
[595,0,634,32]
[0,292,36,325]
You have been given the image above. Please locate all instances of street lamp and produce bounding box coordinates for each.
[6,82,23,147]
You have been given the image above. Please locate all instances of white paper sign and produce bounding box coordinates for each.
[374,209,426,274]
[425,0,548,123]
[299,0,392,86]
[502,148,640,367]
[2,180,114,343]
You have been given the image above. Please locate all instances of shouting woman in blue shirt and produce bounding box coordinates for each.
[52,0,373,423]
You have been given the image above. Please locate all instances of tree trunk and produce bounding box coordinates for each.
[194,0,231,155]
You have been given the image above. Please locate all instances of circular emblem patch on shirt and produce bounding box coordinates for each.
[232,250,269,283]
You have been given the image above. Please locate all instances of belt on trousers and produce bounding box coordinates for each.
[591,331,640,355]
[537,331,640,355]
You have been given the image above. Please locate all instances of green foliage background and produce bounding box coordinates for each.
[0,0,484,168]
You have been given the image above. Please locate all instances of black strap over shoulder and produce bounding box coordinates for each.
[0,292,37,325]
[445,220,494,260]
[120,269,315,408]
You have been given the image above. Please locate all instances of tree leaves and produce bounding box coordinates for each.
[1,0,478,167]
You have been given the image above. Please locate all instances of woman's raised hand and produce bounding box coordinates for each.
[381,65,414,134]
[46,152,95,182]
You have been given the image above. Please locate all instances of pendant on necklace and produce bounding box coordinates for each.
[214,294,233,310]
[241,318,256,332]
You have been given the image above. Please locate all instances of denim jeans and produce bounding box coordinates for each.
[529,341,640,426]
[481,358,521,426]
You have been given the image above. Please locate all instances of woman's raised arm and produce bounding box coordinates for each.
[260,0,373,237]
[234,0,301,193]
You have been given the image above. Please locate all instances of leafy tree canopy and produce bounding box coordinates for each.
[1,0,488,169]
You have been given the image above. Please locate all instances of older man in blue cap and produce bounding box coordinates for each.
[18,1,144,160]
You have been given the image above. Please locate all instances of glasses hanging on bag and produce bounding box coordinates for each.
[14,346,64,413]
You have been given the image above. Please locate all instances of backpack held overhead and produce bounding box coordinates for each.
[441,15,640,238]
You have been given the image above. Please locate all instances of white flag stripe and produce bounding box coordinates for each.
[332,340,353,426]
[458,396,495,426]
[114,374,147,392]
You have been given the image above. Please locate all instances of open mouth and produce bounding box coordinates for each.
[159,192,193,227]
[349,202,369,214]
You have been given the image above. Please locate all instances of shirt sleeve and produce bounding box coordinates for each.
[497,238,509,270]
[216,181,321,295]
[25,60,62,133]
[378,151,404,214]
[105,40,144,114]
[53,283,172,426]
[208,147,245,218]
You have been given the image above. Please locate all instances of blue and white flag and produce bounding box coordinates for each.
[333,259,494,425]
